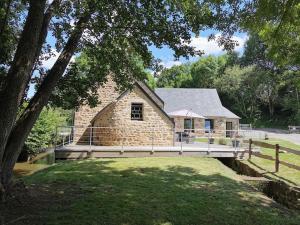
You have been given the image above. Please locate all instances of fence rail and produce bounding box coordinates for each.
[248,139,300,172]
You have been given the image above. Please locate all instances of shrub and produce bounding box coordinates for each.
[24,107,70,156]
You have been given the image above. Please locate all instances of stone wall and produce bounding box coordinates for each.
[93,86,174,146]
[73,76,120,144]
[173,117,240,138]
[173,117,205,136]
[226,118,239,131]
[208,117,239,137]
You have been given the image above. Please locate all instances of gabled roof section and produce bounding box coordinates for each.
[136,81,164,108]
[92,82,174,125]
[155,88,240,119]
[134,82,174,124]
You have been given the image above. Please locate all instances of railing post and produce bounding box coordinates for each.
[180,132,182,151]
[248,138,252,159]
[234,135,237,151]
[275,144,280,172]
[122,128,124,151]
[54,126,58,151]
[151,127,154,151]
[89,127,92,150]
[208,131,210,152]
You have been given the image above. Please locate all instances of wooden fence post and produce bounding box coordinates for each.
[275,144,280,172]
[248,138,252,159]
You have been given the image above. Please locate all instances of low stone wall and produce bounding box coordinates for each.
[262,181,300,210]
[219,158,300,210]
[91,127,174,146]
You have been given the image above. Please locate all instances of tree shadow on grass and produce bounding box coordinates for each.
[2,159,300,225]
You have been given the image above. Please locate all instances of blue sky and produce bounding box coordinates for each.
[42,29,248,69]
[149,30,248,68]
[29,30,247,97]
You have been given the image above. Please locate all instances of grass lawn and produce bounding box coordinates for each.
[244,138,300,186]
[195,137,230,145]
[262,138,300,151]
[2,157,299,225]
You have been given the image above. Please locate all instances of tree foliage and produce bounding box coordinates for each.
[191,55,226,88]
[241,0,300,67]
[25,107,69,156]
[157,64,192,88]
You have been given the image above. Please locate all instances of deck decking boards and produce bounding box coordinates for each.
[55,142,251,159]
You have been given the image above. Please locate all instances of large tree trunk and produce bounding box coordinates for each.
[0,0,47,201]
[21,0,60,106]
[0,14,90,200]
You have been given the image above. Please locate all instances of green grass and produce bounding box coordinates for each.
[262,138,300,150]
[5,157,299,225]
[195,137,230,145]
[244,138,300,186]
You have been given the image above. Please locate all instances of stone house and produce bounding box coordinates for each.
[155,88,240,138]
[74,78,240,146]
[74,77,174,146]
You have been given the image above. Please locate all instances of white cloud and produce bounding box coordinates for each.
[41,50,75,69]
[189,34,248,55]
[161,60,182,69]
[41,50,59,69]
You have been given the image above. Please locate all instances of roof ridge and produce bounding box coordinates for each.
[155,88,217,90]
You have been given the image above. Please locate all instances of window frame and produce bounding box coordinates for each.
[184,118,195,132]
[131,103,143,121]
[205,119,214,132]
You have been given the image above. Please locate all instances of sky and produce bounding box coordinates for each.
[28,30,248,97]
[149,31,248,69]
[42,29,248,69]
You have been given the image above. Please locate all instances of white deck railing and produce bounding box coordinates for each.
[54,126,264,152]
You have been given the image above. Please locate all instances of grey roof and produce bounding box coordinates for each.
[155,88,240,119]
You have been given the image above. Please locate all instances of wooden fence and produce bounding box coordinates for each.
[247,139,300,172]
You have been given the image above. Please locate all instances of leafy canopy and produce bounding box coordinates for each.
[241,0,300,67]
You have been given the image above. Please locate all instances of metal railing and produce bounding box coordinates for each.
[54,126,264,152]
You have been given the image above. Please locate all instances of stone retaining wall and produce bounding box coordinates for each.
[219,158,300,210]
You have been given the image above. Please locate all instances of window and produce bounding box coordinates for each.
[205,119,214,132]
[131,103,143,120]
[184,118,194,132]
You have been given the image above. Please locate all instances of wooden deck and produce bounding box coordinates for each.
[55,142,252,160]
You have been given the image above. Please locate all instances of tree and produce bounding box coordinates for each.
[214,65,261,122]
[145,73,157,89]
[241,0,300,67]
[255,71,282,117]
[190,55,226,88]
[156,64,192,88]
[280,71,300,124]
[0,0,242,200]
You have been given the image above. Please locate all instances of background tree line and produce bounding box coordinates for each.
[150,34,300,127]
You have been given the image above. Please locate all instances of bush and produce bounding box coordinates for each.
[24,107,70,156]
[218,138,227,145]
